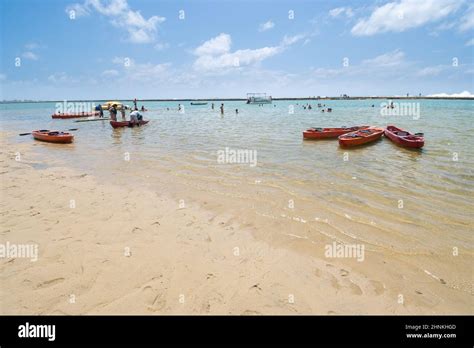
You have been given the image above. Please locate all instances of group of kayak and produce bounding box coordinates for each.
[34,101,151,143]
[303,125,424,148]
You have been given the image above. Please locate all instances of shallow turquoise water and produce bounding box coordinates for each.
[1,99,473,255]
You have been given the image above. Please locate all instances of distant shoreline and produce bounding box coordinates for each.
[1,96,473,104]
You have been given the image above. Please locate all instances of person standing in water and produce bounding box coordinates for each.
[98,104,104,117]
[120,106,126,120]
[109,104,118,121]
[211,103,214,110]
[133,98,137,110]
[220,103,224,114]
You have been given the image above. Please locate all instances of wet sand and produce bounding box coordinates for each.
[0,131,471,314]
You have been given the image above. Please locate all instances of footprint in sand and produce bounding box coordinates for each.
[369,280,385,295]
[349,282,363,295]
[35,277,65,289]
[313,268,322,277]
[329,274,341,290]
[339,269,349,277]
[242,310,262,315]
[141,286,165,311]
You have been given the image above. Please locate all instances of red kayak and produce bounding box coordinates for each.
[110,120,149,129]
[32,130,74,143]
[52,112,100,119]
[303,126,370,139]
[338,127,384,147]
[384,125,424,148]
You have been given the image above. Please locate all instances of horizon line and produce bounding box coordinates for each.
[1,96,474,104]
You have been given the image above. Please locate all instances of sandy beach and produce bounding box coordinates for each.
[1,129,471,315]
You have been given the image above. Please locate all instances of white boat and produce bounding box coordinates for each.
[246,93,272,104]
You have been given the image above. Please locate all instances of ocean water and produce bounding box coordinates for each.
[1,99,473,287]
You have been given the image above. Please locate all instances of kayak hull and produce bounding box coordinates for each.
[75,118,110,123]
[303,126,370,139]
[52,112,100,119]
[32,130,74,143]
[384,125,424,148]
[338,127,384,147]
[110,120,149,129]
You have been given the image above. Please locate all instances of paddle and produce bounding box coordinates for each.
[19,128,78,136]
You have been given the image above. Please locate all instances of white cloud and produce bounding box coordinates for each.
[194,33,232,56]
[416,65,444,76]
[259,20,275,32]
[281,34,305,46]
[65,3,90,17]
[101,69,119,77]
[362,49,405,67]
[329,7,354,18]
[466,38,474,46]
[48,72,71,83]
[427,91,473,98]
[194,47,281,71]
[154,42,169,51]
[66,0,165,43]
[24,43,40,50]
[351,0,462,36]
[459,4,474,31]
[110,56,171,82]
[125,62,171,82]
[21,52,39,60]
[192,33,304,72]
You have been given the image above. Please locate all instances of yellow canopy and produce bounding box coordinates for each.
[101,101,124,110]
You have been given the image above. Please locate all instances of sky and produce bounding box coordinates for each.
[0,0,473,100]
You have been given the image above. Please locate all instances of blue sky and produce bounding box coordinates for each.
[0,0,473,99]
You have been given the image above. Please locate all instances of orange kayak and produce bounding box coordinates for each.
[32,130,74,143]
[52,112,100,119]
[303,126,370,139]
[384,125,424,148]
[338,127,384,147]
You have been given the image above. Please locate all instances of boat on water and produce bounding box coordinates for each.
[52,112,100,119]
[303,126,370,140]
[32,130,74,143]
[246,93,272,104]
[338,127,384,147]
[190,102,208,105]
[384,125,424,148]
[110,120,149,129]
